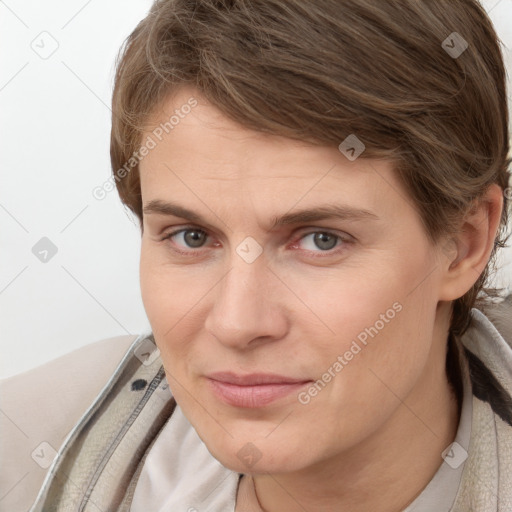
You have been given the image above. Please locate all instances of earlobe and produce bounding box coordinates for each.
[438,184,504,301]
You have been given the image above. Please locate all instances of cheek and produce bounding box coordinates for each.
[293,300,437,455]
[292,249,439,406]
[280,257,419,357]
[140,261,198,405]
[139,247,197,368]
[140,243,201,333]
[140,251,169,334]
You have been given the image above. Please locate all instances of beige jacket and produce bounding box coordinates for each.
[1,301,511,511]
[0,334,137,511]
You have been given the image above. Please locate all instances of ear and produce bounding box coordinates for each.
[438,183,504,301]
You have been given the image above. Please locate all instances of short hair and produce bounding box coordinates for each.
[110,0,511,342]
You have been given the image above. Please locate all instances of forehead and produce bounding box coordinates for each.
[138,87,411,228]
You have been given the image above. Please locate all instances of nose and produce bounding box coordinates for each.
[203,256,288,350]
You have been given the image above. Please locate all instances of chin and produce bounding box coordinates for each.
[198,428,312,475]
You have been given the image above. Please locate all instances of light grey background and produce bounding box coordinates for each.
[1,0,511,378]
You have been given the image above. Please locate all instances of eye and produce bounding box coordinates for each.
[162,227,209,251]
[291,230,351,256]
[161,226,351,258]
[299,232,340,251]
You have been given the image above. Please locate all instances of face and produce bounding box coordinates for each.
[139,86,447,474]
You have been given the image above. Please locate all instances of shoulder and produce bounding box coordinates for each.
[477,295,512,348]
[466,295,512,353]
[462,297,512,427]
[0,334,139,511]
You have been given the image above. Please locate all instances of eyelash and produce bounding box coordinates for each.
[160,226,352,258]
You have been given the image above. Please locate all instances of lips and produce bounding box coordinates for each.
[206,372,312,408]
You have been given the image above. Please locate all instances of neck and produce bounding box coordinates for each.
[251,304,461,512]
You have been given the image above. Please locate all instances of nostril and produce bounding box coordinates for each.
[131,379,148,391]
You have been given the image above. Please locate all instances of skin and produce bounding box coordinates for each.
[138,86,503,512]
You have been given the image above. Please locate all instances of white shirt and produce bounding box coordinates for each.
[131,362,472,512]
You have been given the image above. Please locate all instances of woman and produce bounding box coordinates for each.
[1,0,511,510]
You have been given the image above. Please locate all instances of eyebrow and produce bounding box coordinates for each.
[143,199,379,230]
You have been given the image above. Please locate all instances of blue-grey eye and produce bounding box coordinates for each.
[176,229,207,248]
[301,232,339,251]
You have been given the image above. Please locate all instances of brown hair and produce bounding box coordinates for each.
[110,0,511,343]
